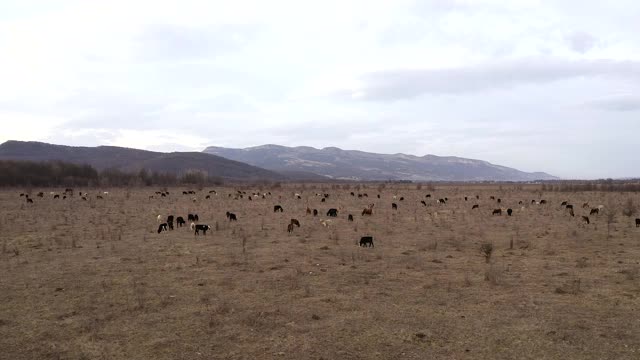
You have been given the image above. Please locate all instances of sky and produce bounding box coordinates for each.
[0,0,639,179]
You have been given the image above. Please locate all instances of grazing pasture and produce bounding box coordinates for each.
[1,185,639,359]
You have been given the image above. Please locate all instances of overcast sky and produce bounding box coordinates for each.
[1,0,639,179]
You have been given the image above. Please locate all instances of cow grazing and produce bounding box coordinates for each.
[472,204,479,210]
[54,194,59,199]
[26,198,33,203]
[157,215,163,223]
[313,209,318,216]
[306,207,312,215]
[581,216,590,224]
[492,209,502,215]
[359,236,374,247]
[176,217,186,227]
[426,194,431,198]
[188,214,196,222]
[518,201,523,205]
[490,196,495,200]
[540,200,547,204]
[437,198,446,204]
[464,196,468,201]
[561,201,568,206]
[569,208,575,217]
[227,212,237,221]
[421,200,427,206]
[351,192,355,196]
[566,204,573,210]
[194,224,211,235]
[290,219,301,227]
[392,203,398,210]
[321,198,326,203]
[287,223,294,233]
[636,218,640,227]
[205,195,211,199]
[274,205,284,213]
[507,208,513,216]
[157,223,168,233]
[348,214,354,221]
[167,215,174,224]
[590,208,599,215]
[327,208,338,217]
[497,198,501,203]
[399,197,404,201]
[362,204,374,216]
[377,194,381,198]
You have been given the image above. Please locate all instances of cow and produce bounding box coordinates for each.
[167,215,174,224]
[492,209,502,215]
[194,224,211,235]
[540,200,547,204]
[490,196,495,200]
[497,198,501,203]
[348,214,354,221]
[399,197,404,201]
[290,219,301,227]
[569,208,575,217]
[188,214,196,222]
[359,236,374,247]
[392,203,398,210]
[590,208,599,215]
[636,218,640,227]
[362,204,374,216]
[176,217,186,227]
[287,223,294,233]
[566,205,573,211]
[54,194,60,199]
[321,198,326,203]
[351,192,355,196]
[507,208,513,216]
[274,205,284,213]
[26,198,33,203]
[421,200,427,206]
[561,201,568,206]
[327,208,338,217]
[437,198,446,204]
[426,194,431,198]
[464,196,468,201]
[157,223,168,233]
[205,195,211,199]
[313,209,318,216]
[472,204,479,210]
[582,202,589,209]
[226,212,237,221]
[581,216,590,225]
[306,207,312,215]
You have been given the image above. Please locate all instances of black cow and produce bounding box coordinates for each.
[426,194,431,198]
[399,197,404,201]
[635,218,640,227]
[438,199,446,204]
[518,201,523,205]
[590,208,599,215]
[492,209,502,215]
[167,215,174,224]
[348,214,354,221]
[274,205,284,213]
[26,198,33,203]
[421,200,427,206]
[157,223,168,233]
[472,204,479,209]
[464,196,468,201]
[194,224,211,235]
[287,223,294,233]
[205,195,211,199]
[392,203,398,210]
[321,198,326,203]
[540,200,547,204]
[327,208,338,217]
[566,204,573,210]
[351,192,355,196]
[377,194,380,198]
[359,236,374,247]
[490,196,495,200]
[497,198,501,203]
[176,217,186,227]
[507,208,513,216]
[561,201,568,206]
[313,209,318,216]
[54,194,59,199]
[167,221,174,230]
[226,212,237,221]
[188,214,196,222]
[290,219,300,227]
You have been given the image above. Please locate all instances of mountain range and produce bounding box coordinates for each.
[203,144,557,181]
[0,140,557,182]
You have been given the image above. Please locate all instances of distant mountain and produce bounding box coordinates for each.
[203,144,558,181]
[0,141,288,181]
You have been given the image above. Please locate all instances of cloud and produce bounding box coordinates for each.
[565,31,598,53]
[340,58,640,101]
[588,94,640,112]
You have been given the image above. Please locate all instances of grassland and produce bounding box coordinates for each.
[1,184,639,359]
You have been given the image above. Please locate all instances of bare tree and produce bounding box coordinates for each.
[604,198,618,239]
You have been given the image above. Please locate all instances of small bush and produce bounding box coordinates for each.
[480,243,493,263]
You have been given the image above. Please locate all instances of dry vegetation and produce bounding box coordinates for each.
[1,184,639,359]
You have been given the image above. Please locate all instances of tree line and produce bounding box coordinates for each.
[0,160,225,187]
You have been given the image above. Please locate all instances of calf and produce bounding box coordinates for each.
[274,205,284,213]
[176,217,186,227]
[492,209,502,215]
[157,223,168,233]
[194,224,211,235]
[359,236,374,247]
[327,208,338,217]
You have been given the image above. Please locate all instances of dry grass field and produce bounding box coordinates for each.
[1,184,639,359]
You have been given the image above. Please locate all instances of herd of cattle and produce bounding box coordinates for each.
[17,188,640,247]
